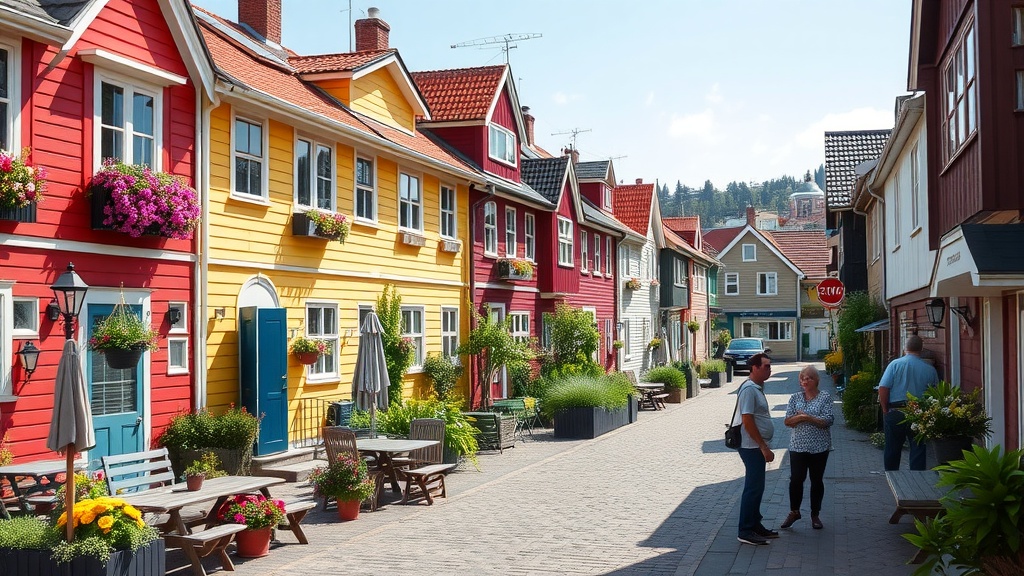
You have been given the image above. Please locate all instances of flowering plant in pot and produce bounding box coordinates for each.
[53,496,158,564]
[649,278,660,287]
[612,340,624,350]
[625,277,642,290]
[90,160,200,239]
[903,381,991,467]
[87,304,158,369]
[308,454,375,521]
[648,338,662,349]
[305,209,351,243]
[181,451,226,491]
[0,148,46,210]
[290,336,330,365]
[215,494,286,557]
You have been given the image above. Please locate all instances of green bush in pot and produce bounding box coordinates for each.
[642,366,686,389]
[159,406,259,475]
[540,373,633,419]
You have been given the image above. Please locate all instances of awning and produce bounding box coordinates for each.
[929,224,1024,297]
[855,319,890,333]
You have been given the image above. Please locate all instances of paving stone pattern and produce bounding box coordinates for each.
[171,363,920,575]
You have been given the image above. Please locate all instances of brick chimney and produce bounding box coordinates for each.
[521,106,535,147]
[562,147,579,164]
[355,7,390,51]
[635,178,642,185]
[746,206,756,226]
[238,0,282,46]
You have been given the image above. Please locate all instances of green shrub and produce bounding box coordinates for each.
[642,366,686,389]
[159,406,259,451]
[842,369,880,432]
[0,516,53,549]
[422,353,463,400]
[541,304,600,378]
[377,284,413,406]
[540,373,633,419]
[716,329,732,346]
[703,359,727,373]
[836,291,886,373]
[869,432,885,449]
[375,398,479,464]
[509,361,535,398]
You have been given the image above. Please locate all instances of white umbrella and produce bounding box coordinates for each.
[46,339,95,542]
[352,312,390,438]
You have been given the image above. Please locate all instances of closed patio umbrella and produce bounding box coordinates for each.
[352,311,390,438]
[46,339,95,542]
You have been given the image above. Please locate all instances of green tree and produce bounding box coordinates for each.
[457,304,534,408]
[835,291,886,374]
[544,304,601,378]
[377,284,412,406]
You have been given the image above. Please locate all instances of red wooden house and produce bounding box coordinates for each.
[0,0,213,462]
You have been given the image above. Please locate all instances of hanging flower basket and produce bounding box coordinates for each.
[102,347,146,370]
[295,351,320,365]
[625,278,642,290]
[88,290,158,370]
[291,336,329,365]
[89,161,200,239]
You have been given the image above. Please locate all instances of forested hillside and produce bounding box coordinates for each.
[655,164,825,227]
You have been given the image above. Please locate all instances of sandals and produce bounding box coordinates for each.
[780,511,801,529]
[812,516,824,530]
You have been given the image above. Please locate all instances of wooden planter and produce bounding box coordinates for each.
[0,203,36,223]
[664,388,683,403]
[553,405,629,439]
[0,538,164,576]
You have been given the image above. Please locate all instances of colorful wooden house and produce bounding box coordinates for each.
[662,216,720,363]
[196,2,479,454]
[0,0,214,462]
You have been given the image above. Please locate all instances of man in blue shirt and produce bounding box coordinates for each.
[878,335,939,470]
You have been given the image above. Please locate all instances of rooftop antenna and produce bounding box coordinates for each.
[551,127,591,150]
[451,33,542,65]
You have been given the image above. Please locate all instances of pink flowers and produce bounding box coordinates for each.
[216,494,286,529]
[91,160,200,239]
[0,149,46,209]
[305,209,351,243]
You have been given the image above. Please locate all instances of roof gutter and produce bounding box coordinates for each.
[0,9,71,46]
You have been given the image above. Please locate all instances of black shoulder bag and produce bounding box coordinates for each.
[725,383,745,449]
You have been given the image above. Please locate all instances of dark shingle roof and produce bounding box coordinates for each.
[521,157,569,204]
[0,0,94,26]
[581,198,630,235]
[824,129,890,210]
[962,224,1024,274]
[575,160,609,180]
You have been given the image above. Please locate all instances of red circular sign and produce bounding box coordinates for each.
[817,278,845,308]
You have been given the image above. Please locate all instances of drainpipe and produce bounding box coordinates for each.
[467,183,496,408]
[194,93,215,411]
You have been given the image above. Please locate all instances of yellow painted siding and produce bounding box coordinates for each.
[351,67,415,132]
[316,77,352,107]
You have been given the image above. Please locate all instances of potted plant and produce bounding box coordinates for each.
[612,340,624,351]
[90,160,200,239]
[642,366,686,403]
[0,148,45,222]
[181,451,226,491]
[159,405,260,476]
[308,454,376,521]
[703,359,727,388]
[87,303,158,370]
[648,338,662,350]
[686,320,700,334]
[902,381,992,467]
[215,494,285,557]
[625,277,642,290]
[293,209,351,243]
[649,278,660,287]
[496,258,534,280]
[290,336,330,365]
[369,397,480,466]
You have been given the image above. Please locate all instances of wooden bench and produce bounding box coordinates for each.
[277,499,316,545]
[164,523,246,576]
[399,463,456,505]
[102,448,205,530]
[651,393,669,410]
[885,470,947,524]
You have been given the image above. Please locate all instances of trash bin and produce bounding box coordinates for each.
[326,400,354,427]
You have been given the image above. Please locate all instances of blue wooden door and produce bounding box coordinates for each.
[239,307,288,455]
[87,304,144,462]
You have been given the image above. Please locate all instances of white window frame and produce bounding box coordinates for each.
[942,20,976,162]
[12,297,38,338]
[741,320,793,341]
[524,212,536,261]
[306,302,340,382]
[167,302,187,334]
[693,265,706,294]
[674,259,687,287]
[294,137,335,211]
[605,236,612,276]
[401,306,425,370]
[742,244,756,262]
[231,114,268,201]
[488,123,517,166]
[440,185,457,239]
[910,143,921,231]
[872,204,882,260]
[166,302,189,374]
[725,273,739,295]
[580,230,589,272]
[505,207,517,258]
[508,312,530,343]
[593,234,601,275]
[354,155,377,222]
[441,306,459,363]
[357,304,374,333]
[0,283,11,397]
[399,171,423,232]
[95,72,162,170]
[892,167,902,248]
[557,217,574,267]
[483,201,498,256]
[167,337,189,376]
[602,185,612,210]
[0,39,20,153]
[623,319,632,359]
[1015,7,1024,46]
[756,272,778,296]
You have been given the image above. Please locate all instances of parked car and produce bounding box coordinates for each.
[722,338,771,374]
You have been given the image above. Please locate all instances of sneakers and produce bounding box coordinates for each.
[780,510,802,529]
[737,534,770,546]
[754,525,780,539]
[811,516,824,529]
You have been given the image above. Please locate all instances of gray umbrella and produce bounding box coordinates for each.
[46,339,95,541]
[352,311,390,438]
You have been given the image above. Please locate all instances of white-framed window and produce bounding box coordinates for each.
[12,298,38,338]
[602,185,612,210]
[605,236,612,275]
[1014,7,1024,46]
[295,138,334,211]
[741,320,793,341]
[508,312,530,343]
[357,304,373,332]
[524,213,536,261]
[355,156,376,221]
[401,306,425,368]
[483,201,498,256]
[623,319,632,358]
[232,116,266,198]
[0,285,11,396]
[441,307,459,362]
[605,318,613,351]
[674,259,687,287]
[541,311,552,349]
[306,303,339,380]
[505,207,517,258]
[742,244,756,261]
[440,185,456,238]
[97,75,159,167]
[757,272,778,296]
[910,144,921,230]
[0,40,18,152]
[725,273,739,295]
[693,265,706,294]
[942,20,976,161]
[167,302,187,333]
[399,172,423,232]
[557,217,573,266]
[488,123,516,166]
[167,338,189,375]
[580,230,589,272]
[593,234,601,274]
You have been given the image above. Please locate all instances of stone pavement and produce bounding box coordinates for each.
[169,362,922,575]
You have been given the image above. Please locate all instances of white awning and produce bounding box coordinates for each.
[855,319,890,333]
[929,224,1024,297]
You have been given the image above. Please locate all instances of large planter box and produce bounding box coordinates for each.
[627,395,638,423]
[708,372,725,388]
[496,259,533,281]
[1,538,164,576]
[553,405,629,439]
[170,447,252,477]
[463,412,515,451]
[665,388,683,403]
[0,204,36,223]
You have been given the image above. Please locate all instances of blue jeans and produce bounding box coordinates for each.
[884,410,926,470]
[738,447,766,536]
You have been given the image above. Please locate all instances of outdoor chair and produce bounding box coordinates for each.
[394,418,454,505]
[391,418,445,470]
[320,426,385,512]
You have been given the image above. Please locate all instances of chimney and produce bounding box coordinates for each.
[521,106,535,147]
[355,7,390,51]
[562,147,579,165]
[635,178,642,185]
[746,206,756,226]
[238,0,282,46]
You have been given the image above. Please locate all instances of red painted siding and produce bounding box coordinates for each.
[425,125,485,170]
[578,181,604,209]
[539,190,580,295]
[566,224,618,373]
[481,90,519,182]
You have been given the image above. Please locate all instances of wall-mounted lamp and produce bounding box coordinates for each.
[167,307,182,325]
[616,321,624,332]
[46,299,61,322]
[213,307,226,320]
[17,340,41,382]
[926,298,975,329]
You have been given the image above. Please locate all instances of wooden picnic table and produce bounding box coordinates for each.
[357,438,439,494]
[885,470,952,564]
[0,459,85,517]
[635,383,666,410]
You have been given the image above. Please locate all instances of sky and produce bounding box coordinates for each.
[192,0,912,190]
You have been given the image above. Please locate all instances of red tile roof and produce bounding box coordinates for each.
[702,226,744,253]
[612,183,655,235]
[664,216,700,246]
[411,66,506,122]
[289,49,394,74]
[767,230,831,279]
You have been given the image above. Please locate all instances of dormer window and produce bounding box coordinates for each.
[602,185,612,210]
[488,123,516,166]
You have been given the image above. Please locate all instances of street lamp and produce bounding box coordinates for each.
[50,263,89,339]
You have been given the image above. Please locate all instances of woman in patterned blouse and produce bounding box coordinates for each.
[780,365,834,530]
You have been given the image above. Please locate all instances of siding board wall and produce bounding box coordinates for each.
[351,67,414,132]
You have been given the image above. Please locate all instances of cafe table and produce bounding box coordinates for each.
[357,437,439,493]
[635,382,666,411]
[0,459,85,517]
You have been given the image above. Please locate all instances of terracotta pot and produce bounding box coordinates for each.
[103,347,144,370]
[337,499,360,521]
[295,351,320,365]
[235,527,272,558]
[185,475,204,491]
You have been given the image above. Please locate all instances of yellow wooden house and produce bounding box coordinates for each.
[195,6,479,454]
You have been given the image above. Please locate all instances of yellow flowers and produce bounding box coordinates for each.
[55,496,145,533]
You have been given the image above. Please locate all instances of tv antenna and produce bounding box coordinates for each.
[451,33,542,64]
[551,127,591,150]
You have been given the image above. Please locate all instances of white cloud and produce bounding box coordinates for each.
[552,91,582,105]
[795,107,893,148]
[705,83,722,104]
[668,109,717,140]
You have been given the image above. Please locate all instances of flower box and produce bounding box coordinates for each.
[0,203,36,223]
[553,405,630,439]
[89,162,199,239]
[292,211,350,242]
[496,259,533,281]
[625,278,642,290]
[0,538,165,576]
[0,150,45,220]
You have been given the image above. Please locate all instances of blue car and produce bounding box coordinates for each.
[722,338,771,374]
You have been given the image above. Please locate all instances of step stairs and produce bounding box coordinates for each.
[251,446,325,482]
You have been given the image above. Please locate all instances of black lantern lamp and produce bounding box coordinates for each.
[167,307,182,326]
[50,263,90,339]
[46,299,61,321]
[17,340,41,382]
[925,298,945,328]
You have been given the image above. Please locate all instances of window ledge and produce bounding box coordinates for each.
[167,368,189,376]
[229,193,271,207]
[483,252,499,259]
[487,154,518,169]
[306,375,340,385]
[909,226,923,238]
[557,263,574,269]
[353,218,380,229]
[407,366,424,375]
[13,332,39,340]
[0,395,19,403]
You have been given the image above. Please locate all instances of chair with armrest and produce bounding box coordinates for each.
[320,426,385,511]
